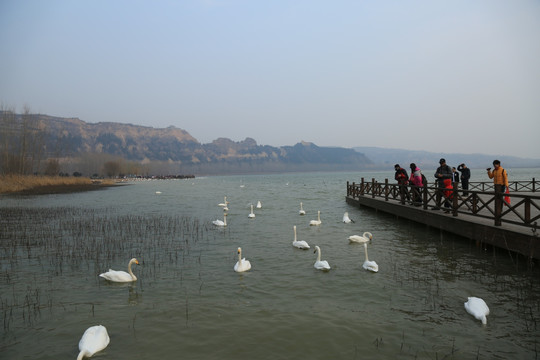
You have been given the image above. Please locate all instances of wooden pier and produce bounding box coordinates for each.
[346,178,540,260]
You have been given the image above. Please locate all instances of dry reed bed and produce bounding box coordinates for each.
[0,175,116,194]
[0,206,213,333]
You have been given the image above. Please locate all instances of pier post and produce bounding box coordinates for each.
[422,183,428,209]
[452,182,458,216]
[494,186,503,226]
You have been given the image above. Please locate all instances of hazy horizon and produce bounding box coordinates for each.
[1,1,539,158]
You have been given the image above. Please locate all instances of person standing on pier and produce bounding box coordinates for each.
[457,163,471,195]
[409,163,423,205]
[452,167,460,184]
[433,158,453,211]
[487,160,509,194]
[394,164,411,202]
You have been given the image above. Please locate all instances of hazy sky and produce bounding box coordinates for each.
[1,0,539,158]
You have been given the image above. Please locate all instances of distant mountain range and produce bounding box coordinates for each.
[353,146,540,170]
[3,112,538,175]
[2,113,371,175]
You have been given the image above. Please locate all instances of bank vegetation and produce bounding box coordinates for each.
[0,174,115,195]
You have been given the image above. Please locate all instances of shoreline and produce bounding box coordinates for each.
[0,175,120,195]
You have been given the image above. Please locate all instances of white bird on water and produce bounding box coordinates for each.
[234,247,251,272]
[313,245,331,271]
[77,325,110,360]
[348,232,373,244]
[464,297,490,325]
[99,258,139,282]
[256,200,262,209]
[342,212,354,223]
[310,210,322,226]
[299,202,306,215]
[248,204,256,218]
[218,196,229,207]
[292,225,310,249]
[213,213,227,227]
[361,243,378,272]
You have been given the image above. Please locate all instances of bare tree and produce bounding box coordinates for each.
[44,159,61,176]
[0,105,17,174]
[103,160,121,178]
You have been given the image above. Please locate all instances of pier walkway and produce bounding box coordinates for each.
[346,178,540,260]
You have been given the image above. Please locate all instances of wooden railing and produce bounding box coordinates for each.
[347,178,540,228]
[467,179,538,192]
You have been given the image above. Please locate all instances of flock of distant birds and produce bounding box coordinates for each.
[76,191,489,359]
[212,196,377,273]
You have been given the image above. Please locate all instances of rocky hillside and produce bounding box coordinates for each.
[3,112,372,175]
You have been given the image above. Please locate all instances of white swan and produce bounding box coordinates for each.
[343,212,354,223]
[155,191,162,195]
[309,210,322,226]
[248,204,255,218]
[362,243,378,272]
[299,202,306,215]
[99,258,139,282]
[464,297,490,325]
[77,325,110,360]
[292,225,310,249]
[256,200,262,209]
[234,247,251,272]
[348,232,373,244]
[218,196,228,207]
[313,245,330,271]
[213,213,227,227]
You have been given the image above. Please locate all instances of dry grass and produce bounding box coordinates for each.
[0,175,114,194]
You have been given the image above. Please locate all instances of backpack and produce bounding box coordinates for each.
[421,173,427,186]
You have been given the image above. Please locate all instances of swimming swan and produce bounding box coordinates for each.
[362,243,378,272]
[218,196,229,207]
[248,204,255,218]
[99,258,139,282]
[313,246,330,271]
[348,232,373,244]
[299,202,306,215]
[343,212,354,223]
[464,297,490,325]
[234,247,251,272]
[256,200,262,209]
[213,214,227,226]
[77,325,110,360]
[292,225,310,249]
[310,211,322,226]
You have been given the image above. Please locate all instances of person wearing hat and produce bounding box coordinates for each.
[394,164,411,202]
[433,158,453,210]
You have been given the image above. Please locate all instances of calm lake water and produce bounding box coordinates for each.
[1,170,539,359]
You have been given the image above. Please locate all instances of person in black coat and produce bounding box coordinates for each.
[452,167,460,183]
[433,158,453,210]
[394,164,411,201]
[457,163,471,195]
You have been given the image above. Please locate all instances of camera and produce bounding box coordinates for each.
[486,167,491,171]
